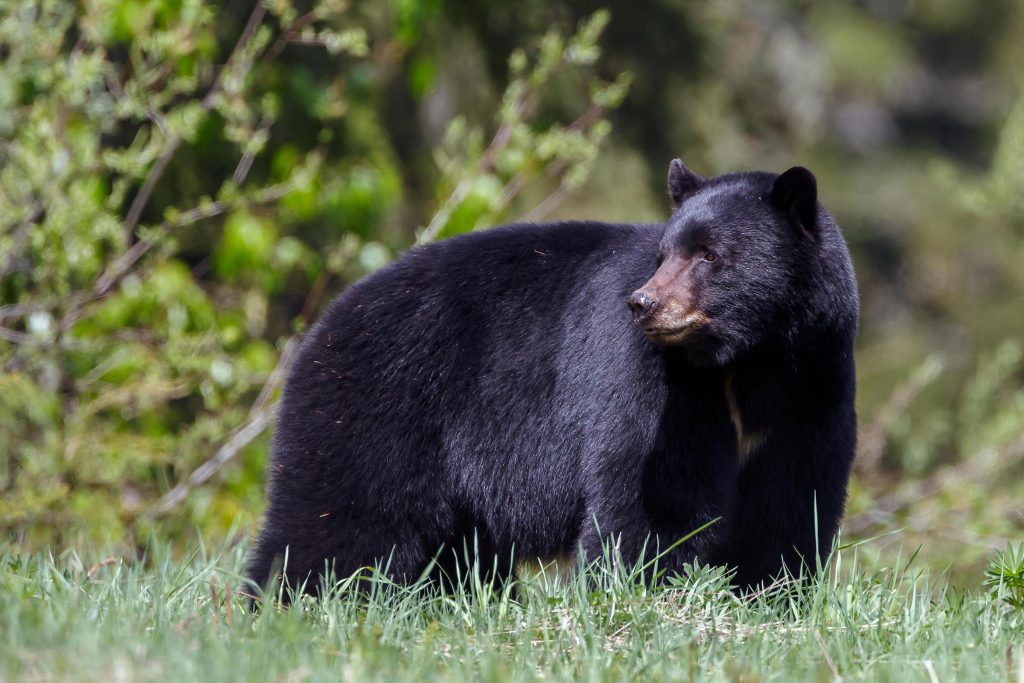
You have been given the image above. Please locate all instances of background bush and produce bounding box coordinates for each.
[1,0,1022,581]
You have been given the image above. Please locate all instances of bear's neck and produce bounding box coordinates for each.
[723,371,767,466]
[723,334,853,465]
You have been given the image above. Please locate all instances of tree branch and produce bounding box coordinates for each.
[114,2,270,279]
[417,91,535,244]
[63,181,293,331]
[147,336,300,517]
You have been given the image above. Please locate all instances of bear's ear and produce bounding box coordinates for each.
[770,166,818,238]
[668,158,706,210]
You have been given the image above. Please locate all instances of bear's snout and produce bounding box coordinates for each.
[627,290,657,319]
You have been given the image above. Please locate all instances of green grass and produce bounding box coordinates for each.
[2,538,1023,682]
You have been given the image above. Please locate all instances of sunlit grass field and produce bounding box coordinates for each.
[3,537,1023,682]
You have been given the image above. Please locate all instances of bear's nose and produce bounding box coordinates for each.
[627,290,657,317]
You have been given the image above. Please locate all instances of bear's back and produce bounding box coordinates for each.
[266,221,688,558]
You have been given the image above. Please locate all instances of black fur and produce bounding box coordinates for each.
[247,164,858,595]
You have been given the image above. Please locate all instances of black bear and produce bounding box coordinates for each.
[247,159,858,595]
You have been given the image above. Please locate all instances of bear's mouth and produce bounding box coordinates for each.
[641,313,708,344]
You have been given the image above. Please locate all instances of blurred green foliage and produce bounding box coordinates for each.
[0,0,626,546]
[1,0,1022,579]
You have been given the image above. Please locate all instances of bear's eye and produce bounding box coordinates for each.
[701,249,717,263]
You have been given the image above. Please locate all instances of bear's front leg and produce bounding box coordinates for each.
[716,409,855,590]
[711,353,858,590]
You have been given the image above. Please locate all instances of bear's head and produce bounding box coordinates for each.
[628,158,848,365]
